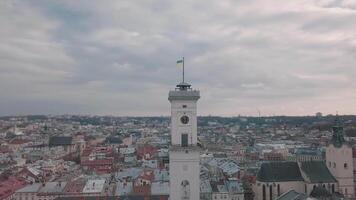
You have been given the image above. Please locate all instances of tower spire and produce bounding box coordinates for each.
[331,114,345,148]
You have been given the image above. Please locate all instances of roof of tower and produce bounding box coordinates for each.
[330,115,346,148]
[176,82,191,90]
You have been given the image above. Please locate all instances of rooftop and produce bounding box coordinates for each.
[38,182,67,194]
[299,161,336,183]
[16,183,41,193]
[257,161,304,182]
[49,136,73,146]
[82,179,106,193]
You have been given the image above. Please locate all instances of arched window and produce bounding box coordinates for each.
[263,185,266,200]
[181,180,190,200]
[305,184,307,194]
[269,185,273,200]
[332,184,335,193]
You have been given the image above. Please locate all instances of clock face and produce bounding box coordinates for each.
[180,115,189,124]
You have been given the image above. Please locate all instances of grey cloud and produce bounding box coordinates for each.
[0,0,355,116]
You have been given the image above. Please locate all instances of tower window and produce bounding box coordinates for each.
[181,134,188,147]
[344,163,348,169]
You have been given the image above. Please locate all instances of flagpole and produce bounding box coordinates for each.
[183,57,185,83]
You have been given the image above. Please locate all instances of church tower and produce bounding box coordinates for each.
[326,116,354,197]
[168,76,200,199]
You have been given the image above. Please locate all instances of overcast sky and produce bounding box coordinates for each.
[1,0,356,116]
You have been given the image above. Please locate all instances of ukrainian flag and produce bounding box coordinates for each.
[177,59,183,67]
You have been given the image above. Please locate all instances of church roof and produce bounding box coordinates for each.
[49,136,73,146]
[300,161,336,183]
[276,190,308,200]
[257,162,303,182]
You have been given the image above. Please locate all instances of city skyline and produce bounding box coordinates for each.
[1,0,356,116]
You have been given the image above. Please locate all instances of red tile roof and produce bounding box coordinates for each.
[8,139,31,145]
[0,177,26,200]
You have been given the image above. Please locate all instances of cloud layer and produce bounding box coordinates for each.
[1,0,356,116]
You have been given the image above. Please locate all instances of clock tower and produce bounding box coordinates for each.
[168,81,200,200]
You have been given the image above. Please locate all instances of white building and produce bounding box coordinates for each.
[169,81,200,200]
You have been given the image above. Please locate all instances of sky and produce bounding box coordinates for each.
[1,0,356,117]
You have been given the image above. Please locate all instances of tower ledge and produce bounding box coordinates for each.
[168,90,200,101]
[170,145,201,152]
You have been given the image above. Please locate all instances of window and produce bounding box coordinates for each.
[333,162,336,168]
[277,184,280,196]
[182,105,187,108]
[305,184,307,194]
[263,185,266,200]
[344,163,348,169]
[181,134,188,147]
[332,184,335,193]
[328,162,331,167]
[269,185,273,200]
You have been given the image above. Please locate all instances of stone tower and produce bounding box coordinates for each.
[168,81,200,200]
[326,116,354,197]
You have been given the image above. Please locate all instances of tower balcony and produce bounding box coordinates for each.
[168,90,200,101]
[169,145,201,152]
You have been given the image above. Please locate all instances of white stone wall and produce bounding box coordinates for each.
[169,150,200,200]
[170,100,198,146]
[326,144,355,197]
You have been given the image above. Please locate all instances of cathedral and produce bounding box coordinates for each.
[253,117,354,200]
